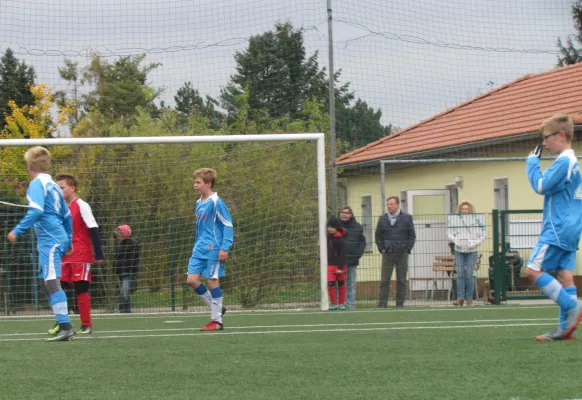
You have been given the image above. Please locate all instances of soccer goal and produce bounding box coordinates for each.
[0,134,329,314]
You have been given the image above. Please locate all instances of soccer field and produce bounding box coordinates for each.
[1,306,581,400]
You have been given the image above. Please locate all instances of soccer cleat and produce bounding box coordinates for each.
[222,306,227,316]
[329,304,338,311]
[339,304,346,310]
[48,322,60,336]
[200,321,223,331]
[536,328,568,341]
[45,329,75,342]
[78,326,93,335]
[563,300,582,338]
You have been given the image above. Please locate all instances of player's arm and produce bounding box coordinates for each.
[11,179,45,237]
[527,154,569,195]
[78,200,104,262]
[216,199,234,252]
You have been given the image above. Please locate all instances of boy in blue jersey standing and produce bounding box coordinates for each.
[7,146,75,342]
[526,114,582,341]
[187,168,234,331]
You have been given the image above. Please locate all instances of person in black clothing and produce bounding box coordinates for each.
[114,224,140,313]
[375,196,416,308]
[339,206,366,309]
[327,216,348,310]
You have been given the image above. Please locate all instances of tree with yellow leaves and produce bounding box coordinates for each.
[0,84,73,198]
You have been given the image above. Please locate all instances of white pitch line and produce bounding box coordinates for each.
[0,322,557,342]
[0,305,558,322]
[0,317,556,337]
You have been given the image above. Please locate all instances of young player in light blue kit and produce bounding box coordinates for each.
[7,146,75,342]
[186,168,234,331]
[526,114,582,341]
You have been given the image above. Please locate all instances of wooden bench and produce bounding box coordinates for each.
[409,254,482,301]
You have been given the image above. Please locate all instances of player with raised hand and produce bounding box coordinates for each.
[46,173,104,336]
[526,114,582,341]
[7,146,75,342]
[186,168,233,331]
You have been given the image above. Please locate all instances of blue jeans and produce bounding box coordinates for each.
[118,275,137,313]
[455,252,477,300]
[347,266,357,308]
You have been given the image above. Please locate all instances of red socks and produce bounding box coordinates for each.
[77,292,92,327]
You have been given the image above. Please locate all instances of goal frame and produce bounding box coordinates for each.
[0,133,330,310]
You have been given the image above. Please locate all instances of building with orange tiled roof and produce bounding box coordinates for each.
[338,63,582,294]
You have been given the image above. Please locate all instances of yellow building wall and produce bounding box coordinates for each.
[343,142,582,281]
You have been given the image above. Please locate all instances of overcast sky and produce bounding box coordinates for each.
[0,0,575,129]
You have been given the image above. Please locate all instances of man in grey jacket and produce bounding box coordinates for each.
[375,196,416,307]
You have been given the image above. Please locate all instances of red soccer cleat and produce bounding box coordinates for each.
[200,321,224,331]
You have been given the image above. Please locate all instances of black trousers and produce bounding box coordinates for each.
[378,253,409,307]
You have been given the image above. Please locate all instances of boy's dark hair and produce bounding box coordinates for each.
[327,216,342,230]
[56,173,78,190]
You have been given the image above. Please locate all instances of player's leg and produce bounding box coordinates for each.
[327,266,339,309]
[42,243,75,342]
[337,267,347,310]
[528,244,581,340]
[73,265,92,334]
[48,262,72,335]
[187,257,212,308]
[556,269,578,340]
[200,260,225,331]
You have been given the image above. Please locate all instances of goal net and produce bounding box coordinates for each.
[0,134,328,315]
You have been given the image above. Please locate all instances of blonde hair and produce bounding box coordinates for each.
[457,200,475,214]
[24,146,51,172]
[540,114,574,142]
[193,168,217,188]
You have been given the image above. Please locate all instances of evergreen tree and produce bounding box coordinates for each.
[0,48,36,129]
[557,0,582,66]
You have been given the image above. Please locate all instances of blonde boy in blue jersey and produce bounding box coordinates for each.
[526,114,582,341]
[7,146,75,342]
[187,168,234,331]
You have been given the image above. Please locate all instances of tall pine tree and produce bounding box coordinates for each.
[0,48,36,130]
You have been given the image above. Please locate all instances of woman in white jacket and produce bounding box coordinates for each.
[447,200,486,306]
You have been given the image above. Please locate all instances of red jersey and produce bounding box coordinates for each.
[62,198,99,263]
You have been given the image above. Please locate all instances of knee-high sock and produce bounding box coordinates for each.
[49,290,71,325]
[338,282,347,305]
[210,287,223,323]
[328,282,338,305]
[194,283,212,308]
[535,273,577,311]
[77,292,92,327]
[560,286,578,330]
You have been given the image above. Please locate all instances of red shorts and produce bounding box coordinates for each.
[327,265,347,281]
[61,263,92,283]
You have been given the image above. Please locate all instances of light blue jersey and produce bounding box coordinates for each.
[192,192,234,260]
[526,149,582,251]
[13,173,72,246]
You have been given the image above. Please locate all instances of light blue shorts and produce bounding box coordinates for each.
[527,242,576,272]
[38,242,68,280]
[187,257,225,279]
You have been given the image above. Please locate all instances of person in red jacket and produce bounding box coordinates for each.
[49,174,104,336]
[327,216,348,310]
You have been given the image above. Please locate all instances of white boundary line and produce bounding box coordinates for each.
[0,305,557,322]
[0,321,557,342]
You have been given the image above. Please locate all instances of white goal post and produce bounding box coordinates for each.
[0,133,329,311]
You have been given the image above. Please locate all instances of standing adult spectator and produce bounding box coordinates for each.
[339,206,366,309]
[447,200,485,307]
[114,224,140,313]
[375,196,416,308]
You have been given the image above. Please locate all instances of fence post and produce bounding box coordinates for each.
[170,219,176,312]
[492,209,502,305]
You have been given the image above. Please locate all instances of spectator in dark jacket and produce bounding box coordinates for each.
[375,196,416,308]
[327,216,348,310]
[114,224,140,313]
[339,206,366,309]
